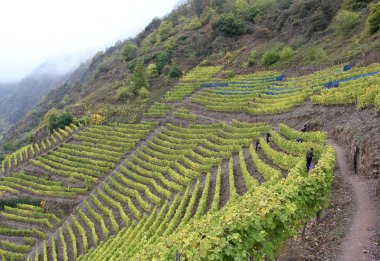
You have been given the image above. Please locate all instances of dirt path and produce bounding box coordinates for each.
[330,141,378,261]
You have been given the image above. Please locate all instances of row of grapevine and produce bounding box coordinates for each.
[0,203,60,260]
[76,125,332,260]
[188,63,380,116]
[26,121,269,260]
[173,107,198,120]
[191,79,313,115]
[130,146,335,260]
[162,83,200,102]
[180,66,222,83]
[1,123,81,174]
[143,102,171,118]
[27,122,156,192]
[311,73,380,111]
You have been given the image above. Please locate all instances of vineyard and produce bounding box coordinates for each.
[0,63,379,260]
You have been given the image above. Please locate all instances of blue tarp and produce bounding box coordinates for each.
[324,71,380,89]
[215,90,255,95]
[201,83,229,88]
[343,65,352,71]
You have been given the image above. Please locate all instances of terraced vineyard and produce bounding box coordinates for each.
[1,63,379,260]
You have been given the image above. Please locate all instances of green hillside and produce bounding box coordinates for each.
[0,0,380,260]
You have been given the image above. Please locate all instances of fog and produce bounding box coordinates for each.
[0,0,180,84]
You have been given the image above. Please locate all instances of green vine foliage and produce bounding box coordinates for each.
[131,146,335,260]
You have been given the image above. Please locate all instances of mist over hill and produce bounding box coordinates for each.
[0,57,90,140]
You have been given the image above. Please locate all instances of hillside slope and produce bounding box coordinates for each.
[0,63,379,260]
[0,0,380,259]
[2,0,380,152]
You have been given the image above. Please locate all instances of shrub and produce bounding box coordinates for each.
[262,49,280,66]
[139,87,150,99]
[280,46,295,61]
[168,66,183,78]
[184,16,202,30]
[156,51,171,73]
[248,0,275,21]
[305,46,327,62]
[225,70,236,79]
[164,36,176,51]
[235,0,250,17]
[48,112,73,133]
[2,143,15,152]
[217,13,246,36]
[87,114,106,125]
[157,21,174,42]
[333,10,360,36]
[116,86,132,99]
[343,0,373,11]
[121,41,138,62]
[366,2,380,35]
[147,64,159,78]
[248,50,259,66]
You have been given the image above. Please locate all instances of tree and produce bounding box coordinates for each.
[156,51,171,74]
[193,0,203,17]
[131,58,149,95]
[48,112,73,133]
[217,13,246,36]
[366,2,380,35]
[333,10,360,36]
[121,41,138,62]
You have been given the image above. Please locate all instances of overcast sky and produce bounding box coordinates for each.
[0,0,180,83]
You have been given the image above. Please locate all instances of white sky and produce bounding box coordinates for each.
[0,0,180,83]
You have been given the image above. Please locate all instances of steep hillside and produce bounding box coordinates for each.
[3,0,380,152]
[0,63,379,260]
[0,1,380,259]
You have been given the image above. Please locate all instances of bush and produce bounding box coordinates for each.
[366,2,380,35]
[225,70,236,79]
[164,36,176,51]
[184,16,202,30]
[248,0,275,21]
[343,0,373,11]
[147,64,159,78]
[157,20,174,42]
[48,112,73,133]
[168,66,183,78]
[2,143,15,152]
[121,41,138,62]
[333,10,360,36]
[139,87,150,99]
[156,51,171,74]
[87,114,106,125]
[217,13,246,36]
[305,46,327,62]
[280,46,295,61]
[248,50,259,66]
[262,49,280,66]
[116,86,132,99]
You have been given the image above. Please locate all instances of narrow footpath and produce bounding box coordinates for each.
[330,141,378,261]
